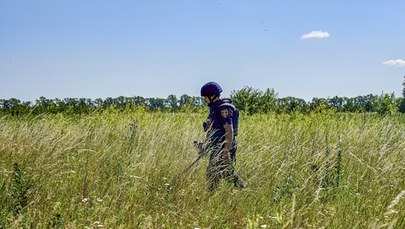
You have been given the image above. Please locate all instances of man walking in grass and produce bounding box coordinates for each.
[200,82,246,192]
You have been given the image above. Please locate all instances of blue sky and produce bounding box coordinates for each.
[1,0,404,102]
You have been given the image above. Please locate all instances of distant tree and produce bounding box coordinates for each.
[364,94,377,112]
[94,98,104,107]
[134,96,147,107]
[47,99,59,114]
[352,96,366,112]
[179,94,195,111]
[193,96,206,107]
[147,97,166,111]
[103,97,114,107]
[276,97,308,114]
[309,97,330,113]
[351,95,370,112]
[2,84,404,115]
[231,86,264,114]
[3,98,29,115]
[402,76,405,99]
[166,94,179,111]
[115,96,126,109]
[328,96,343,112]
[54,98,64,107]
[77,98,94,113]
[62,98,78,113]
[260,88,278,113]
[35,96,52,112]
[399,76,405,113]
[0,99,12,110]
[395,97,403,113]
[374,93,397,115]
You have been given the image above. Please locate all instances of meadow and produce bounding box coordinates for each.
[0,110,404,228]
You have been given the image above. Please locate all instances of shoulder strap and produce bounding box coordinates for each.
[217,102,235,110]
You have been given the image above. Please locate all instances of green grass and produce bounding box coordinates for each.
[0,111,404,228]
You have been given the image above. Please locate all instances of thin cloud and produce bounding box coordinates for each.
[301,30,330,39]
[382,59,405,67]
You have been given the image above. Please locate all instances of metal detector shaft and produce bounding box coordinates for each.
[169,148,206,188]
[169,139,210,187]
[181,153,205,176]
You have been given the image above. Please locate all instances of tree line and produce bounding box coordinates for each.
[231,87,403,115]
[1,85,404,116]
[0,95,205,115]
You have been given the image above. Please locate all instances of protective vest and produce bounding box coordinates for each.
[204,99,239,142]
[216,99,239,136]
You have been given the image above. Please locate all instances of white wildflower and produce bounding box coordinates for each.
[93,221,104,228]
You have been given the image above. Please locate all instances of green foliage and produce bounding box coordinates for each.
[231,86,278,114]
[0,94,207,115]
[403,76,405,98]
[275,96,308,114]
[374,93,398,115]
[400,98,405,113]
[0,112,403,228]
[47,212,64,229]
[400,76,405,113]
[10,162,33,215]
[0,162,34,227]
[0,86,403,115]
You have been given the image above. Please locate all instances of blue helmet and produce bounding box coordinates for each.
[201,82,223,96]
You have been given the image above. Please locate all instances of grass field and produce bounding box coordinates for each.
[0,110,404,228]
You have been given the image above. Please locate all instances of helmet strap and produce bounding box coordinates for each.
[209,95,219,105]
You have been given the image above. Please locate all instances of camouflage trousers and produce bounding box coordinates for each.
[206,143,246,192]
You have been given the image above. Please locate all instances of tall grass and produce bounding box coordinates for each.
[0,111,404,228]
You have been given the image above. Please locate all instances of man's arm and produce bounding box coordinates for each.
[222,123,234,162]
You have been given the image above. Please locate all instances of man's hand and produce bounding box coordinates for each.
[193,140,206,156]
[193,140,203,150]
[223,123,233,150]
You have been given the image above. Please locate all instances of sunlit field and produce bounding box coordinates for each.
[0,110,404,228]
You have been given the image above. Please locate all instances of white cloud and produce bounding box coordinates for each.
[382,59,405,67]
[301,30,330,39]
